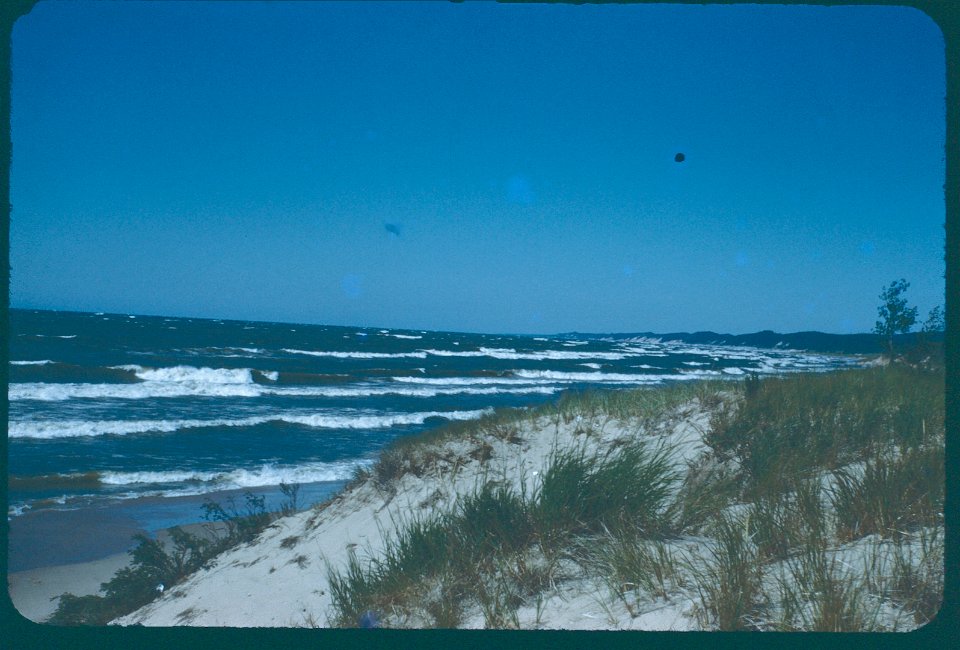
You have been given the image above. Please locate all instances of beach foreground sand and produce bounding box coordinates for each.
[9,553,132,623]
[8,519,232,623]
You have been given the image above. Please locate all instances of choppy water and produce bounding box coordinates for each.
[7,308,859,522]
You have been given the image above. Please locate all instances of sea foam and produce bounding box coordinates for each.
[98,460,369,490]
[8,381,560,401]
[7,409,493,439]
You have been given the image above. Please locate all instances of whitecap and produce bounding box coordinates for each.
[98,460,372,490]
[283,348,428,359]
[7,409,493,439]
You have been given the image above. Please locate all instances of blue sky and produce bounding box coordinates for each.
[10,2,946,334]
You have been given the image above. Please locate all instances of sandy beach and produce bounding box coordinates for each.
[8,553,133,623]
[6,490,270,623]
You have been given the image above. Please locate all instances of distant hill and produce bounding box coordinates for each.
[560,330,942,355]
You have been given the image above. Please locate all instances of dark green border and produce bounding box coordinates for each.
[1,1,956,648]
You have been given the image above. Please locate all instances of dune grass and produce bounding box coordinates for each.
[533,440,678,542]
[692,513,767,630]
[329,362,943,630]
[328,433,682,627]
[831,443,944,541]
[706,365,943,498]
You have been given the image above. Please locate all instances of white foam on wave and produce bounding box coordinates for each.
[8,503,32,518]
[284,348,429,359]
[99,460,369,489]
[8,381,560,401]
[8,382,264,401]
[210,347,267,357]
[619,346,670,357]
[390,334,423,340]
[134,365,255,384]
[390,375,544,386]
[7,409,494,439]
[514,369,674,383]
[9,360,55,365]
[283,408,492,429]
[296,385,561,398]
[422,347,630,361]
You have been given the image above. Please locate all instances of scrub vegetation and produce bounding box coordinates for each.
[48,488,300,625]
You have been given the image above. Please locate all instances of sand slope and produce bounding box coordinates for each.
[112,400,714,628]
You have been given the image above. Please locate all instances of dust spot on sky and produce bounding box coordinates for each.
[506,175,536,205]
[384,223,402,237]
[341,274,364,299]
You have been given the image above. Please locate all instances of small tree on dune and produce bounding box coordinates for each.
[874,279,918,359]
[922,305,944,334]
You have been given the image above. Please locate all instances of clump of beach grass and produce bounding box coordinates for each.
[705,365,943,498]
[887,526,943,625]
[327,433,682,628]
[830,444,944,542]
[775,543,881,632]
[592,529,681,613]
[531,439,678,543]
[690,513,767,630]
[747,478,828,563]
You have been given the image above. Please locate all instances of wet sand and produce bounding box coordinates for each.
[6,482,345,623]
[8,552,132,623]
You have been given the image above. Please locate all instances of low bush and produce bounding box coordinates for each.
[49,486,299,625]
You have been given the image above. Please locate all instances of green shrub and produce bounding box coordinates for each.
[50,490,282,625]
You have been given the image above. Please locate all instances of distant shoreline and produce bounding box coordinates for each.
[8,307,913,355]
